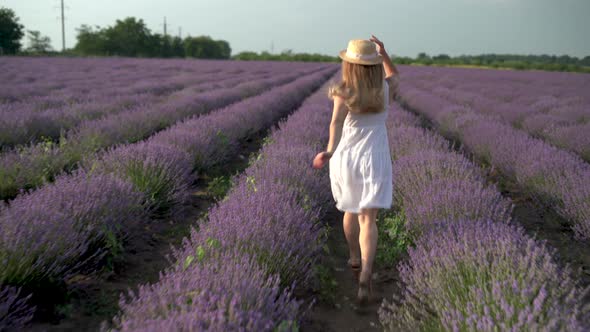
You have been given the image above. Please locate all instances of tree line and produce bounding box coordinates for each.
[1,6,589,73]
[233,51,590,73]
[395,52,590,73]
[73,18,230,58]
[0,7,230,59]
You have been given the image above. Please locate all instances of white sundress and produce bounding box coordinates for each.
[328,78,396,213]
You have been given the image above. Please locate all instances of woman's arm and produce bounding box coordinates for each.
[326,96,349,154]
[370,34,399,79]
[370,35,400,102]
[312,96,348,169]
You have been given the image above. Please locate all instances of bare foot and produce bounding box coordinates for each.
[357,281,370,306]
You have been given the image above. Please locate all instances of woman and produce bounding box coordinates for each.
[312,35,399,305]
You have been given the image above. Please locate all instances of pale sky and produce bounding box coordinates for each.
[3,0,589,58]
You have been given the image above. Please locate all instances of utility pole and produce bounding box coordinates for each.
[61,0,65,51]
[163,16,167,37]
[270,41,274,54]
[178,27,182,39]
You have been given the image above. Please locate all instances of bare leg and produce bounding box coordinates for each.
[343,212,361,265]
[358,208,378,302]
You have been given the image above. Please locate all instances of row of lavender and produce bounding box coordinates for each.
[100,74,339,331]
[0,58,326,149]
[0,57,316,102]
[0,64,328,200]
[0,67,269,148]
[397,65,590,162]
[378,103,589,331]
[0,67,337,330]
[396,76,590,241]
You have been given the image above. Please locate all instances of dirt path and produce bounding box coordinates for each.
[26,133,266,332]
[300,208,401,332]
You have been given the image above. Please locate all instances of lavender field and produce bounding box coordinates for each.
[1,58,589,331]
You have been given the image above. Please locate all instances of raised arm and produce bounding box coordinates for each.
[370,34,400,101]
[370,34,399,78]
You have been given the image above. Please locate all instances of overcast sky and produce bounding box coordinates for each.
[3,0,589,58]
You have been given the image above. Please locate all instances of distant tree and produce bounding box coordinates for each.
[0,7,25,54]
[103,17,151,56]
[25,30,52,54]
[184,35,230,59]
[74,24,107,55]
[417,52,430,60]
[71,16,232,59]
[161,35,172,57]
[233,51,258,60]
[582,55,590,67]
[171,36,184,57]
[217,39,231,59]
[433,54,450,61]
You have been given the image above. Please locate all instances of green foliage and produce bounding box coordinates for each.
[184,35,230,59]
[376,210,413,267]
[182,237,221,271]
[408,52,590,73]
[246,175,257,193]
[232,50,339,63]
[123,160,175,217]
[247,151,263,168]
[215,130,229,147]
[102,226,125,270]
[0,7,25,54]
[103,17,152,57]
[313,264,338,304]
[72,17,231,59]
[25,30,53,54]
[74,24,108,55]
[274,320,299,332]
[206,176,232,200]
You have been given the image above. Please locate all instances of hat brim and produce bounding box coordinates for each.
[338,49,383,65]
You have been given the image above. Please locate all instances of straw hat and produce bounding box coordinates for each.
[339,39,383,65]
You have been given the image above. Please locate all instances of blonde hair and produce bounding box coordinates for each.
[328,61,385,114]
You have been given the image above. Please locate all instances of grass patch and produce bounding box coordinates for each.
[206,175,233,200]
[312,264,338,305]
[376,210,413,267]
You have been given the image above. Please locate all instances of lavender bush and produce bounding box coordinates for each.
[85,141,194,218]
[378,101,588,330]
[398,82,590,240]
[402,178,512,228]
[0,63,331,200]
[111,247,302,332]
[392,149,486,209]
[0,62,337,327]
[0,170,146,288]
[107,74,338,330]
[397,64,590,163]
[379,220,589,331]
[178,179,323,290]
[0,286,35,331]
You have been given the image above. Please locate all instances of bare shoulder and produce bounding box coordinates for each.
[333,95,344,104]
[332,95,347,110]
